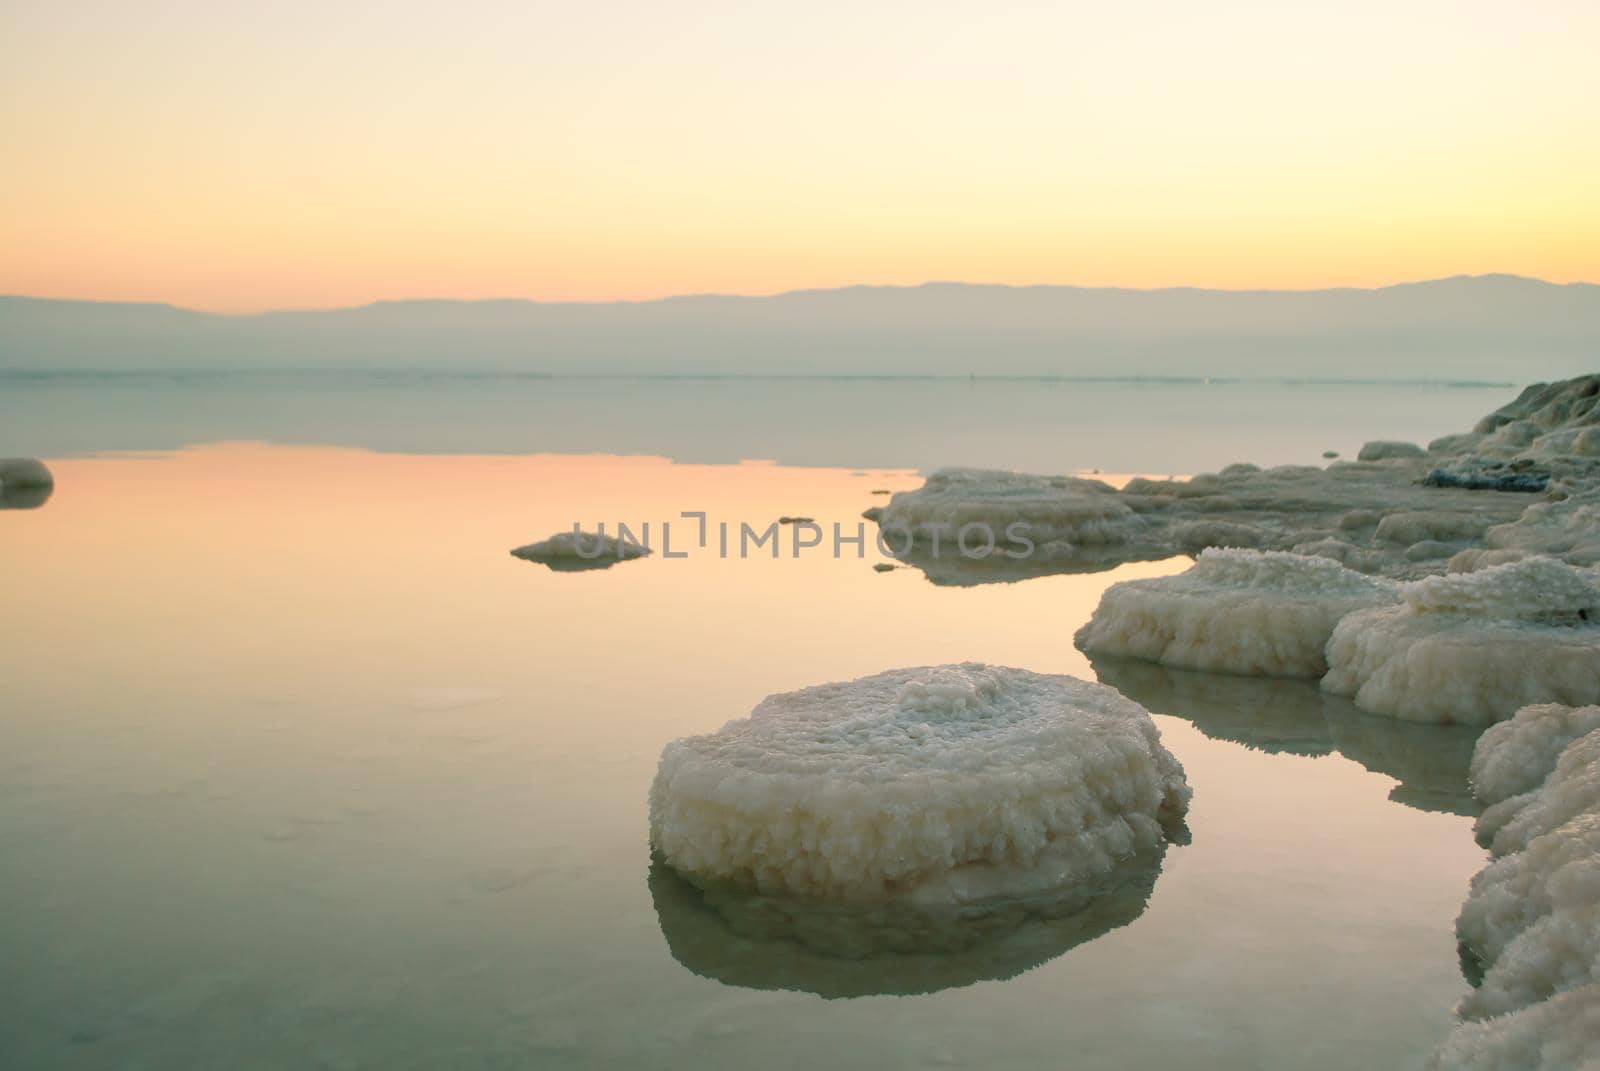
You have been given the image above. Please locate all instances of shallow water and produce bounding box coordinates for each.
[0,448,1489,1069]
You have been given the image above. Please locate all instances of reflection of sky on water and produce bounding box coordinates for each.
[0,375,1503,473]
[0,448,1486,1070]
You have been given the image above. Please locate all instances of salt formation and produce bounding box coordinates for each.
[1428,984,1600,1071]
[874,469,1161,572]
[649,664,1190,902]
[648,843,1167,998]
[1429,715,1600,1069]
[1074,548,1398,678]
[1471,703,1600,813]
[509,530,649,571]
[1321,557,1600,723]
[0,457,52,509]
[874,374,1600,586]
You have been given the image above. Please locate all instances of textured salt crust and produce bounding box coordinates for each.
[1074,548,1398,678]
[1321,558,1600,723]
[876,468,1151,563]
[874,375,1600,586]
[1472,704,1600,808]
[1428,983,1600,1071]
[509,530,649,570]
[649,664,1190,901]
[648,843,1166,998]
[1433,725,1600,1067]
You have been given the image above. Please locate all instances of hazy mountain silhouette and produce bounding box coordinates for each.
[3,274,1596,379]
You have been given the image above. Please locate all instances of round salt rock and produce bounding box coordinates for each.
[649,663,1190,902]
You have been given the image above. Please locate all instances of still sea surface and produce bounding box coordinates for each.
[1,376,1504,1068]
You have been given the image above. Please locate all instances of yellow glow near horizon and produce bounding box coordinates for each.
[2,0,1597,311]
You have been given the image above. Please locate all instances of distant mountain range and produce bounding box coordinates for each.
[2,275,1597,379]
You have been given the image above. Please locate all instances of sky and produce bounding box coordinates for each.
[2,0,1597,311]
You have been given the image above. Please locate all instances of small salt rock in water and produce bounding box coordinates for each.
[872,562,897,572]
[777,516,814,524]
[0,458,53,509]
[1322,450,1339,459]
[510,531,648,571]
[1357,440,1427,461]
[649,663,1189,903]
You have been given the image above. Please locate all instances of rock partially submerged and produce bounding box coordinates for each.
[1431,713,1600,1068]
[875,468,1161,572]
[1075,548,1398,678]
[0,457,53,510]
[509,530,649,571]
[1322,558,1600,724]
[649,664,1189,903]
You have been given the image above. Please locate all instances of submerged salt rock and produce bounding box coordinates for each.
[1074,549,1398,678]
[649,664,1189,901]
[1321,558,1600,723]
[510,530,649,571]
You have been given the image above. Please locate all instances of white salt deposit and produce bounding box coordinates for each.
[1074,549,1398,678]
[1433,724,1600,1066]
[1472,704,1600,808]
[873,375,1600,585]
[1428,983,1600,1071]
[510,530,649,570]
[876,468,1151,563]
[1321,558,1600,723]
[649,664,1190,902]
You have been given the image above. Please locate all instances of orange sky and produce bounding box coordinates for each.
[3,1,1597,311]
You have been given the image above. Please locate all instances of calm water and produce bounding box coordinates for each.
[1,447,1488,1069]
[0,373,1509,471]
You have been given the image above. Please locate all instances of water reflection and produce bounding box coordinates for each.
[888,543,1162,586]
[1089,655,1479,815]
[648,845,1170,999]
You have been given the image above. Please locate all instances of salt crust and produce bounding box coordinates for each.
[649,664,1189,902]
[1432,719,1600,1068]
[1321,558,1600,724]
[1074,548,1398,678]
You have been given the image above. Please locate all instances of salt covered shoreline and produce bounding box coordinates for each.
[876,374,1600,584]
[870,375,1600,1065]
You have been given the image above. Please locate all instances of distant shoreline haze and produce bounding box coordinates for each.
[2,274,1596,380]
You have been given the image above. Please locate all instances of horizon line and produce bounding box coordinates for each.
[4,272,1598,318]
